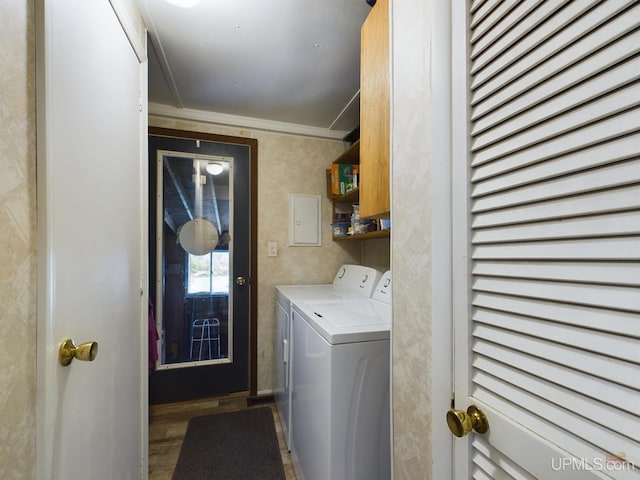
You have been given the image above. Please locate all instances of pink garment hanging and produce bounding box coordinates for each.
[148,300,159,371]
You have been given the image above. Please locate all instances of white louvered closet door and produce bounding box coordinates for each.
[451,1,640,478]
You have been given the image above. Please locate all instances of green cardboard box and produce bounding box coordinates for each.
[331,163,355,195]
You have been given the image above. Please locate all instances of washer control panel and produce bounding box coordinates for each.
[332,265,381,297]
[372,271,392,303]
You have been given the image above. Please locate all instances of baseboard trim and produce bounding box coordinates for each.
[247,393,275,406]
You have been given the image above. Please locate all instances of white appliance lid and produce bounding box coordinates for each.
[275,284,359,303]
[295,298,391,344]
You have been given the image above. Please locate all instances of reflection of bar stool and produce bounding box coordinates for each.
[190,318,220,360]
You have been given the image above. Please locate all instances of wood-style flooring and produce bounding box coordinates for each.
[148,393,296,479]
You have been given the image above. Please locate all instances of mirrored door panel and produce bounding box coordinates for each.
[158,152,233,366]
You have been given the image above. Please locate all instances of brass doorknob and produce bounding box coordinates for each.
[59,339,99,366]
[236,276,247,286]
[446,405,489,437]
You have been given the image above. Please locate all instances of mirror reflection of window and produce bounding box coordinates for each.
[187,251,230,295]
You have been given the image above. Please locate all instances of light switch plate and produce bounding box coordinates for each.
[267,242,278,257]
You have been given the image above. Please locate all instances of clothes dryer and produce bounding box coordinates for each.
[274,265,381,449]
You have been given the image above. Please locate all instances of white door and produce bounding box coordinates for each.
[36,1,147,479]
[451,1,640,478]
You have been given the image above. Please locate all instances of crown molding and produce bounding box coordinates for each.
[149,103,349,140]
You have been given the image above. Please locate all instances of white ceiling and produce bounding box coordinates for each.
[138,0,372,137]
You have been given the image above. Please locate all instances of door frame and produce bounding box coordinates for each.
[438,0,486,475]
[449,0,474,477]
[426,0,457,479]
[148,127,259,396]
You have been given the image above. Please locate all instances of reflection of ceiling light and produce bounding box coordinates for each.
[206,162,224,175]
[166,0,200,7]
[178,218,219,255]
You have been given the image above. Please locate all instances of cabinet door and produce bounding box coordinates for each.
[360,0,390,219]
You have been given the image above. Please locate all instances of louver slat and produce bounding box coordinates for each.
[473,237,640,261]
[473,261,640,286]
[471,210,640,244]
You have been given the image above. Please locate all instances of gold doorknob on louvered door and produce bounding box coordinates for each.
[236,276,247,286]
[59,339,99,366]
[446,405,489,437]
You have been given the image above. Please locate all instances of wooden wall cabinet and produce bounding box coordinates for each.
[360,0,390,219]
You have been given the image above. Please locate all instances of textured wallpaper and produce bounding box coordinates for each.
[390,0,434,477]
[148,116,373,392]
[0,2,37,478]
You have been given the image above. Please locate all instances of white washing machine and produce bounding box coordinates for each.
[274,265,381,449]
[290,271,392,480]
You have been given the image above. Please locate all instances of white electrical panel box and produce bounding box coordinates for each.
[289,194,321,246]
